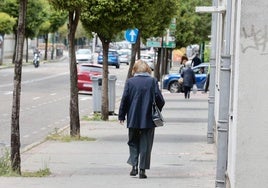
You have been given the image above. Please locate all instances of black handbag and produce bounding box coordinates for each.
[152,80,164,127]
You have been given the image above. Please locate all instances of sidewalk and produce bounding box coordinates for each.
[0,52,68,69]
[0,91,216,188]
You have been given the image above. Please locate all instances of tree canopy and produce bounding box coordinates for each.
[0,12,16,35]
[175,0,212,48]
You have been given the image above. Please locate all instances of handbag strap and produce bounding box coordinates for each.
[152,78,156,105]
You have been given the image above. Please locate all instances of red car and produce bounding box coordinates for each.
[77,63,102,93]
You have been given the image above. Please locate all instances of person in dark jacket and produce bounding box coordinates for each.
[118,60,165,179]
[181,61,196,99]
[191,53,202,67]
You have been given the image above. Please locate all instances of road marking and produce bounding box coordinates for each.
[33,97,40,100]
[0,72,69,88]
[4,91,13,95]
[50,93,56,96]
[23,135,29,138]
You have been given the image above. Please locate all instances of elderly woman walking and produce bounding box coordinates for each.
[181,61,196,99]
[118,60,165,179]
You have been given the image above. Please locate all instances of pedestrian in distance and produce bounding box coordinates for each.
[191,53,202,67]
[181,61,196,99]
[118,60,165,179]
[179,55,188,74]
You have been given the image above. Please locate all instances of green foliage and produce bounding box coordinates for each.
[48,10,67,33]
[22,167,51,177]
[204,45,211,62]
[48,0,86,11]
[140,0,178,39]
[175,0,212,48]
[25,0,50,38]
[0,149,12,176]
[46,128,95,142]
[0,149,51,177]
[0,12,16,35]
[82,113,102,121]
[81,0,135,41]
[0,0,66,38]
[0,0,19,19]
[75,21,93,39]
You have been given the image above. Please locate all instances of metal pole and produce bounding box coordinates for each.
[160,36,164,90]
[207,0,218,144]
[215,0,232,186]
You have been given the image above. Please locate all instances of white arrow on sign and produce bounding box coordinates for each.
[129,30,137,42]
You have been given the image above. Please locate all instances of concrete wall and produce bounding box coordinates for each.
[228,0,268,187]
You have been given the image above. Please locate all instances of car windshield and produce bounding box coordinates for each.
[80,65,102,72]
[193,66,208,74]
[99,51,118,56]
[76,49,91,54]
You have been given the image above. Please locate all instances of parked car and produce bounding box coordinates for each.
[97,50,120,68]
[162,63,209,93]
[117,49,131,65]
[77,63,102,93]
[140,54,154,70]
[76,49,93,64]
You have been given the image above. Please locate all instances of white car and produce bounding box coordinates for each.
[76,49,93,64]
[118,49,131,65]
[140,54,155,70]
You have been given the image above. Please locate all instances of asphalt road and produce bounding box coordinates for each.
[0,60,128,152]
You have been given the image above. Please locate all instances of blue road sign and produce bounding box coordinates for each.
[125,29,139,44]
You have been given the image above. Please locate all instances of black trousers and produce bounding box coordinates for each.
[183,86,191,99]
[127,128,155,170]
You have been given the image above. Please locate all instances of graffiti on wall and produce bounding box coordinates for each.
[241,25,268,55]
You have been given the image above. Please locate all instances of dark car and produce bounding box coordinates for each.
[77,63,102,93]
[162,63,209,93]
[97,50,120,68]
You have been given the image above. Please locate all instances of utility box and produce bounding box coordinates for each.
[92,75,117,113]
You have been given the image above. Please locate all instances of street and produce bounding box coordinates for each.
[0,59,128,152]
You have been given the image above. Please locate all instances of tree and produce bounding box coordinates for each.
[175,0,211,48]
[10,0,28,174]
[0,12,16,65]
[81,0,138,120]
[38,20,51,60]
[48,0,85,137]
[38,8,67,60]
[47,10,67,60]
[125,0,178,80]
[25,0,49,62]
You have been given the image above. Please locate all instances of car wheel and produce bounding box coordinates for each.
[169,81,180,93]
[116,64,120,69]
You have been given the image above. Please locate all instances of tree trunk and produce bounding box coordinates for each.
[99,37,110,120]
[26,38,28,63]
[127,30,140,79]
[44,33,48,60]
[11,0,28,175]
[51,33,55,60]
[68,10,80,137]
[0,34,4,65]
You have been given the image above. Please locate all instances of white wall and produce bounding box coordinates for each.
[228,0,268,187]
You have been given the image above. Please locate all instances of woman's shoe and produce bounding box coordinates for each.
[130,166,138,176]
[139,169,147,179]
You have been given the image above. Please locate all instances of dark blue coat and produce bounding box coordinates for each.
[181,67,196,87]
[118,75,165,129]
